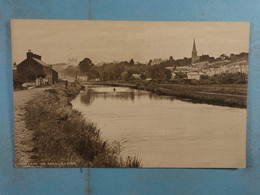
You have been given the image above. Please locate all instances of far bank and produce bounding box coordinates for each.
[84,81,247,108]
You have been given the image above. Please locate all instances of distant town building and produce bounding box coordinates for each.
[132,73,141,80]
[209,60,231,67]
[187,72,200,80]
[16,50,58,86]
[175,66,190,73]
[150,58,167,66]
[171,72,176,79]
[165,67,174,71]
[192,61,209,68]
[225,60,248,74]
[171,40,249,81]
[77,74,88,81]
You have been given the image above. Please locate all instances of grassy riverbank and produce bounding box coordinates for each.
[86,81,247,108]
[24,83,141,167]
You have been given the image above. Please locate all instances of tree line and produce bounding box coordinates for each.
[60,52,248,84]
[73,57,173,83]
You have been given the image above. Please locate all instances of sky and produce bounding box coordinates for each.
[11,20,250,65]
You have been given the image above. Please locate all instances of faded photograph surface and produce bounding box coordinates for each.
[12,20,249,168]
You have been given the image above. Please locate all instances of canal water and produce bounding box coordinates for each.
[71,85,246,168]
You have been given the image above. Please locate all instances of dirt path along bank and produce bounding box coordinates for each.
[14,88,49,167]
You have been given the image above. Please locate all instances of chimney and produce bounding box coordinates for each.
[27,50,33,59]
[33,54,42,60]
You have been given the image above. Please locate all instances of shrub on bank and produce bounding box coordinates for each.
[25,83,141,167]
[133,81,246,108]
[155,87,246,108]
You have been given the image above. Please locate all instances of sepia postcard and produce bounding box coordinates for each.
[11,20,249,168]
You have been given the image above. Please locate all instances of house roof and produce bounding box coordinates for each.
[226,60,248,67]
[187,72,199,75]
[176,66,190,69]
[32,57,51,68]
[32,57,58,74]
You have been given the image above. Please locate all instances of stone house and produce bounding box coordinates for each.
[16,50,58,86]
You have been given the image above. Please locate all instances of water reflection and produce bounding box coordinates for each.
[80,85,175,106]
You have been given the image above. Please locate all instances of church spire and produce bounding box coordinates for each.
[191,38,198,63]
[193,38,196,52]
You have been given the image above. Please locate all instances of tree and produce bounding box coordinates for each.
[164,69,172,82]
[147,65,172,83]
[140,73,146,80]
[87,66,100,80]
[130,59,134,66]
[219,54,228,60]
[100,71,108,81]
[147,60,152,66]
[121,71,131,82]
[169,56,174,65]
[78,58,94,73]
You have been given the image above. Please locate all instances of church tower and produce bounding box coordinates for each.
[191,38,198,64]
